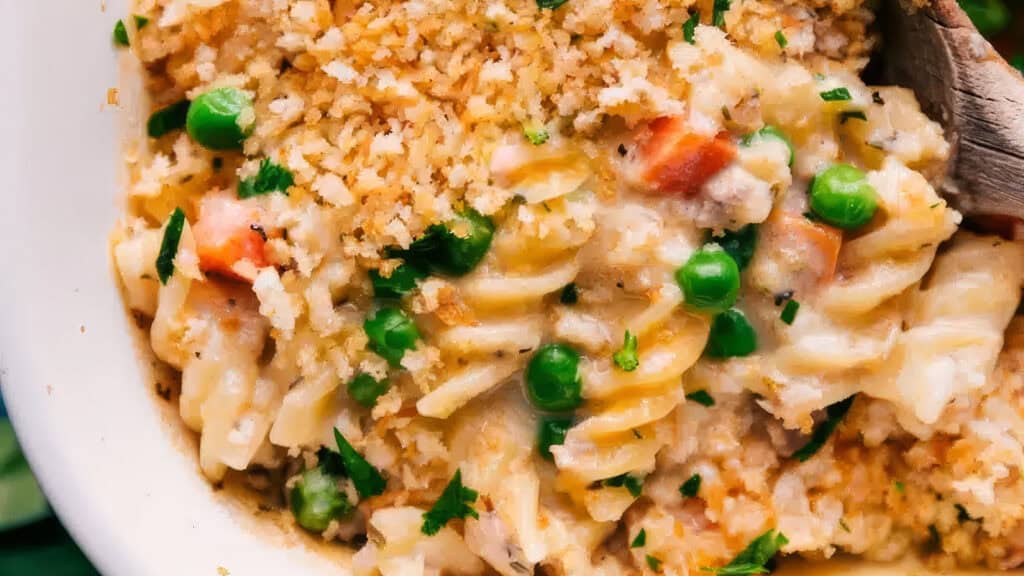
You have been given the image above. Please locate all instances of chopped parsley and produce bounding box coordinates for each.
[333,428,387,499]
[147,100,190,139]
[347,373,390,408]
[632,528,647,548]
[680,474,702,498]
[560,282,579,305]
[113,15,150,47]
[421,469,479,535]
[238,158,295,198]
[523,124,550,145]
[646,555,663,572]
[686,390,715,407]
[538,416,573,460]
[370,263,427,299]
[780,300,800,325]
[819,87,853,101]
[709,224,758,270]
[536,0,569,9]
[613,330,639,372]
[702,529,788,575]
[683,10,700,44]
[604,473,644,497]
[774,30,787,49]
[155,208,186,285]
[791,395,856,462]
[894,480,906,494]
[839,519,851,533]
[839,110,867,124]
[712,0,730,28]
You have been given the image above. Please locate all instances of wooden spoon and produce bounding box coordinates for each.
[880,0,1024,219]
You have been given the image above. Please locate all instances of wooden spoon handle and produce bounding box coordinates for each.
[882,0,1024,218]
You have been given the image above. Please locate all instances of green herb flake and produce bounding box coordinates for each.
[839,110,867,124]
[646,555,663,572]
[894,481,905,494]
[683,10,700,44]
[333,428,387,500]
[791,395,856,462]
[155,208,186,285]
[780,300,800,325]
[712,0,730,28]
[774,30,787,49]
[702,529,789,575]
[819,87,853,102]
[631,528,647,548]
[147,100,191,139]
[604,473,644,498]
[686,390,715,407]
[113,20,130,47]
[536,0,569,9]
[613,330,640,372]
[524,124,550,146]
[113,15,150,47]
[421,469,479,535]
[370,263,427,299]
[560,283,579,305]
[709,224,758,270]
[839,519,851,533]
[238,158,295,198]
[680,474,702,498]
[347,373,391,408]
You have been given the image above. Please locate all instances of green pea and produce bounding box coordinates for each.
[394,209,495,277]
[364,307,420,367]
[741,125,795,166]
[526,344,583,412]
[809,163,878,229]
[289,466,353,532]
[186,87,255,151]
[434,209,495,276]
[676,246,740,313]
[538,416,573,460]
[370,264,427,299]
[347,373,390,408]
[705,308,758,358]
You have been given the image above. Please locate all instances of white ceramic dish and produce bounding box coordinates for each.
[0,2,342,574]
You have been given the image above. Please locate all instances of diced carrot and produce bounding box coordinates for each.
[192,192,268,281]
[775,213,843,283]
[638,116,736,195]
